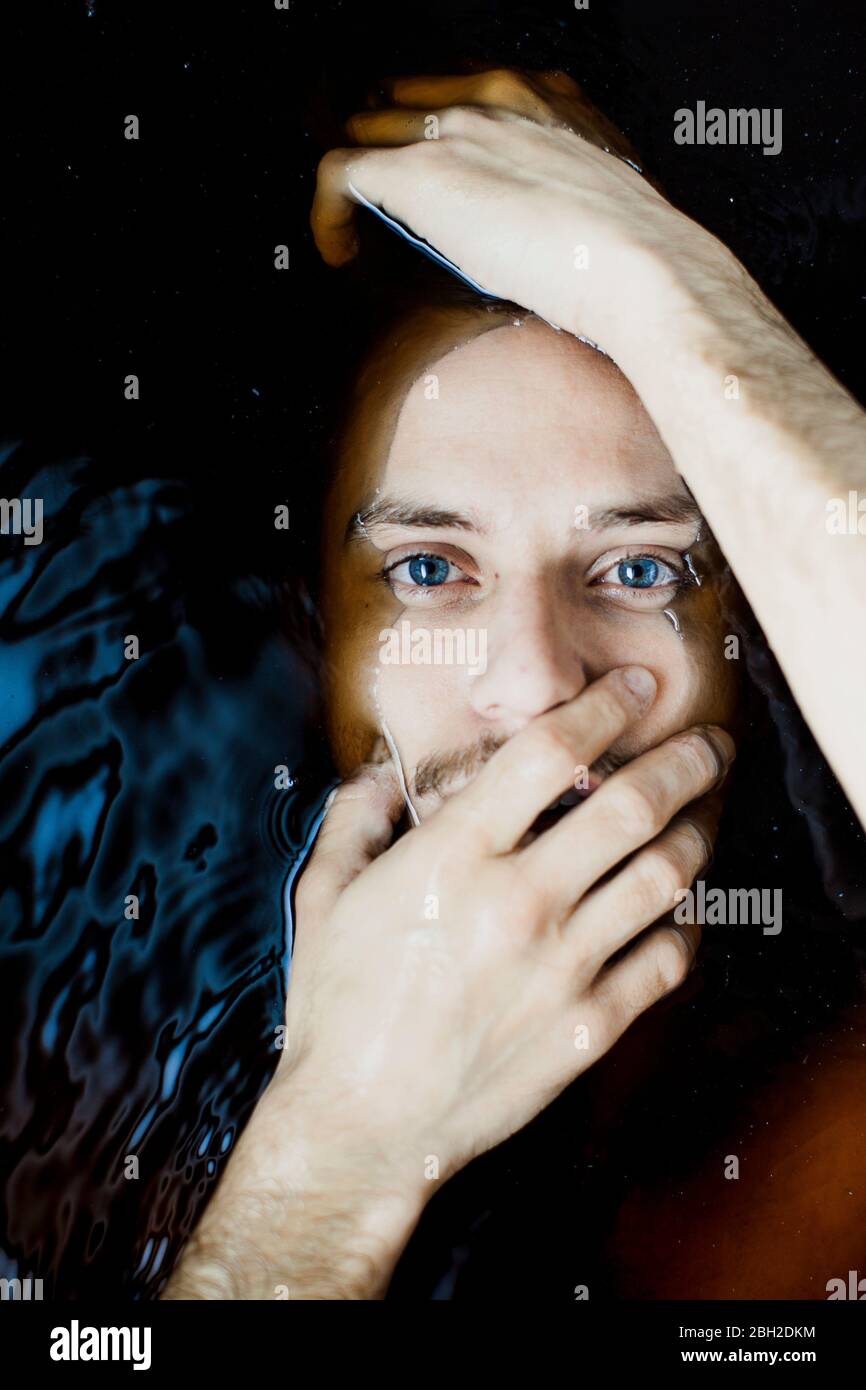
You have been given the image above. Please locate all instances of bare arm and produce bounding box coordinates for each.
[601,234,866,829]
[162,1080,424,1299]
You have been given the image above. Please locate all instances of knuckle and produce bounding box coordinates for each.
[613,781,665,840]
[416,131,474,168]
[636,848,685,914]
[438,105,484,139]
[590,968,625,1030]
[482,69,532,106]
[652,933,691,997]
[318,768,388,822]
[505,870,547,934]
[316,147,350,182]
[594,678,635,726]
[407,129,443,157]
[329,774,370,806]
[519,724,577,786]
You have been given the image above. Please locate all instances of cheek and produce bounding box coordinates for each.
[322,573,469,774]
[609,603,740,757]
[375,658,465,771]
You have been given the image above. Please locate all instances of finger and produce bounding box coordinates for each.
[375,69,638,164]
[298,755,406,909]
[378,70,554,121]
[521,724,734,911]
[588,918,701,1049]
[435,666,657,856]
[367,68,565,116]
[310,145,372,266]
[346,104,533,149]
[565,796,721,973]
[346,108,443,147]
[533,69,583,97]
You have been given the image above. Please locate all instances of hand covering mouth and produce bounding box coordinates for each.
[419,759,611,838]
[519,772,604,846]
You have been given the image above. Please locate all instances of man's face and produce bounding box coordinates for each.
[319,311,739,823]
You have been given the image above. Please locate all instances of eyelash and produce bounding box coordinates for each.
[379,551,473,595]
[592,548,688,600]
[379,547,692,601]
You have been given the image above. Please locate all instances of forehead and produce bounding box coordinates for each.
[336,316,681,527]
[390,319,673,501]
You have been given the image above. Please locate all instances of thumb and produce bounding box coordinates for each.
[302,746,407,906]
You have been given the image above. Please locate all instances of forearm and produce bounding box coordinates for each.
[161,1086,426,1300]
[593,230,866,827]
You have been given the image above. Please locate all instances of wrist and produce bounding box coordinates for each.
[573,216,735,367]
[164,1178,421,1301]
[598,221,865,479]
[593,216,808,406]
[163,1082,428,1300]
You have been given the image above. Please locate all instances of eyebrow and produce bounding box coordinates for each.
[589,496,703,529]
[346,498,482,543]
[344,491,703,544]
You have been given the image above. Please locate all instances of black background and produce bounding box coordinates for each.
[6,0,866,484]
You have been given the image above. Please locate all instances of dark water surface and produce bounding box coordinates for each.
[0,443,332,1297]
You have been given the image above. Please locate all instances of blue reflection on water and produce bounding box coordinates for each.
[0,444,326,1297]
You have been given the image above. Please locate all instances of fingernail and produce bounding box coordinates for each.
[621,666,657,703]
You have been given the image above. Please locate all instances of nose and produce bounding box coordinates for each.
[467,579,588,730]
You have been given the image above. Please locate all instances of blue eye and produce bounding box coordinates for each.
[617,558,660,588]
[407,554,450,586]
[594,553,682,598]
[384,552,460,589]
